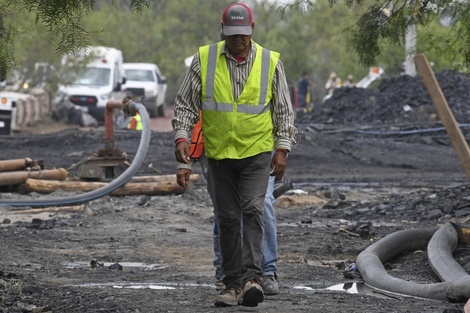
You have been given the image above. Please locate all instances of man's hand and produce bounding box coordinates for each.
[175,141,191,164]
[177,168,192,189]
[270,150,287,181]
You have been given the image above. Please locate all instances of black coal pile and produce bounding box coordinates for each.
[307,70,470,126]
[313,184,470,223]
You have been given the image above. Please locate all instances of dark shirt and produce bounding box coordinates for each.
[298,78,309,96]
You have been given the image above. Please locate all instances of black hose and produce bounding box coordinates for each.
[427,222,468,282]
[323,123,470,136]
[0,100,151,208]
[356,227,470,302]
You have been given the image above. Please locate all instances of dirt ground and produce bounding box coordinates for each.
[1,99,470,312]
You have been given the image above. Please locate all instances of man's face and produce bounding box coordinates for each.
[224,34,252,56]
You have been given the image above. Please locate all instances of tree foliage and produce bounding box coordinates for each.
[325,0,470,69]
[2,0,464,104]
[0,0,158,77]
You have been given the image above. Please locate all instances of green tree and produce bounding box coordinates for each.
[323,0,469,69]
[3,0,463,104]
[0,0,157,78]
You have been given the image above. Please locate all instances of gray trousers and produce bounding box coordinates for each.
[208,152,271,288]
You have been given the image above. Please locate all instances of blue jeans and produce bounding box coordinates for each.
[211,175,277,280]
[297,93,307,109]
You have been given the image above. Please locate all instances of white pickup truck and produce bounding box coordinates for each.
[123,63,167,117]
[56,46,127,122]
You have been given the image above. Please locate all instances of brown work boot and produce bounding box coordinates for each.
[241,277,264,307]
[214,287,243,307]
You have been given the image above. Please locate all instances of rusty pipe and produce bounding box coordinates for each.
[0,158,35,172]
[0,100,150,207]
[104,100,123,151]
[0,168,68,186]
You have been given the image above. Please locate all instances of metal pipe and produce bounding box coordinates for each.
[0,99,151,208]
[104,100,122,151]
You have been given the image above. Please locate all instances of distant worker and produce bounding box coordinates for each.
[343,74,355,88]
[325,72,342,98]
[297,72,311,112]
[127,112,142,130]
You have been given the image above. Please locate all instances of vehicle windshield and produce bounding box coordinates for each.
[125,69,155,82]
[73,68,111,87]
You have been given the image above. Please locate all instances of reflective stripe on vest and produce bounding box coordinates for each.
[199,41,279,160]
[202,43,272,114]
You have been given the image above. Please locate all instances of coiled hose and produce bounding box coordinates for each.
[356,227,470,302]
[0,100,151,208]
[427,222,469,282]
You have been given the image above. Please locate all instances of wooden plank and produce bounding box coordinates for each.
[414,53,470,179]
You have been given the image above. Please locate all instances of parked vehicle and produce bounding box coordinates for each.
[123,63,167,117]
[0,91,41,134]
[0,92,16,135]
[55,46,127,122]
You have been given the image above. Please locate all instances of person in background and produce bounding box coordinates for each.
[172,2,296,307]
[325,71,342,98]
[127,112,142,130]
[343,74,355,88]
[297,72,311,112]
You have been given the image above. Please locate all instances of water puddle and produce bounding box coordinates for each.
[64,261,166,270]
[72,280,395,298]
[295,282,396,299]
[73,281,214,290]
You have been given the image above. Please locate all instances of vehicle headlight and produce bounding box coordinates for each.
[145,89,157,98]
[100,93,111,100]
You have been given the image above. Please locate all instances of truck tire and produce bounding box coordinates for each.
[157,100,166,117]
[148,100,158,118]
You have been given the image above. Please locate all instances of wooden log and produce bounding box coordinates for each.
[0,168,68,186]
[0,158,34,172]
[130,174,199,183]
[414,53,470,179]
[10,205,86,214]
[24,175,199,196]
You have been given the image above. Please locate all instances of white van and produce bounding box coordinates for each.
[123,63,167,117]
[56,46,126,121]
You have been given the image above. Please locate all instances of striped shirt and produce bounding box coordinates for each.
[172,41,296,155]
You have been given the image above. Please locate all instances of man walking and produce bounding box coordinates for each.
[297,72,311,111]
[172,2,296,307]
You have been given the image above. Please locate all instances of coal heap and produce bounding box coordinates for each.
[308,70,470,126]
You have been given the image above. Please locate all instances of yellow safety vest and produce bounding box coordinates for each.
[199,41,279,160]
[127,113,142,131]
